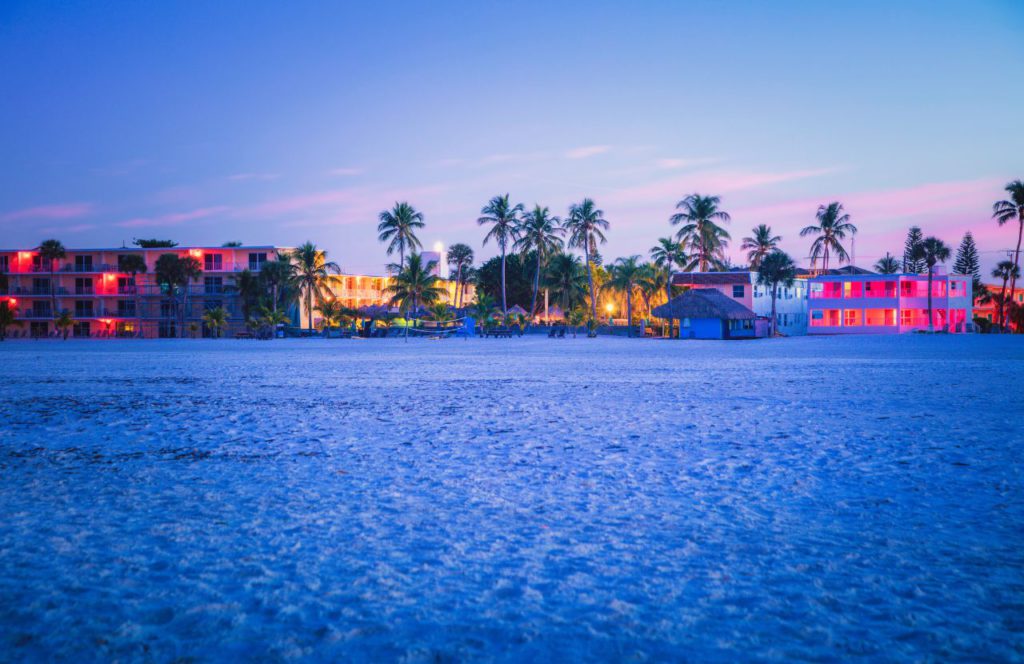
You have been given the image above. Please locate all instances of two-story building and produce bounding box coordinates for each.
[806,269,972,334]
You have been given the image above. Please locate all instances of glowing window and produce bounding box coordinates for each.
[843,281,863,298]
[843,309,862,326]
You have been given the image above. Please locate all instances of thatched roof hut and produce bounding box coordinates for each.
[652,288,757,321]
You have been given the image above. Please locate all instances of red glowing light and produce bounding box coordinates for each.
[188,249,203,259]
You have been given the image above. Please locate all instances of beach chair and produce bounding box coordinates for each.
[557,327,566,338]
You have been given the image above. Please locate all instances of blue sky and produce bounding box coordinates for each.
[1,1,1022,274]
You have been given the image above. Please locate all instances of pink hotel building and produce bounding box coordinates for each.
[807,269,972,334]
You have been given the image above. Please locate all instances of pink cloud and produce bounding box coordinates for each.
[565,145,610,159]
[117,206,231,228]
[0,202,94,222]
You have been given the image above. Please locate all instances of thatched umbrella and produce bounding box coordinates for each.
[652,288,757,336]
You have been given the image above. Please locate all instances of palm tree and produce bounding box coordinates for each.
[800,202,857,273]
[757,251,797,336]
[565,199,610,335]
[478,194,524,319]
[118,253,147,326]
[260,252,297,315]
[741,224,781,270]
[154,253,201,338]
[604,256,643,336]
[638,263,668,318]
[446,243,474,310]
[55,309,73,340]
[377,202,425,270]
[544,252,587,316]
[670,195,731,272]
[514,205,564,320]
[992,260,1020,332]
[426,302,455,328]
[257,304,291,340]
[315,298,345,335]
[384,252,447,341]
[202,306,228,338]
[230,269,261,323]
[290,242,341,333]
[0,300,19,341]
[874,253,900,275]
[913,237,951,332]
[470,293,498,331]
[38,239,66,319]
[650,237,686,338]
[993,180,1024,313]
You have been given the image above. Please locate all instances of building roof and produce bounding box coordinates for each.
[652,288,758,320]
[672,271,751,286]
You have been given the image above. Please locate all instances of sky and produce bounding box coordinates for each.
[1,0,1022,275]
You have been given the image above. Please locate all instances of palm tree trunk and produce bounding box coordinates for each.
[927,268,934,332]
[133,272,141,337]
[771,285,778,337]
[455,265,463,310]
[998,277,1009,332]
[500,246,508,319]
[306,289,313,333]
[50,261,57,321]
[530,257,541,322]
[1007,215,1023,328]
[626,290,632,337]
[584,243,597,337]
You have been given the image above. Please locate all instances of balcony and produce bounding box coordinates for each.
[59,263,119,273]
[14,286,68,296]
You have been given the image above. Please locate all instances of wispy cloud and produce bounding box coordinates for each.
[117,206,230,228]
[0,202,94,223]
[656,157,722,170]
[607,167,839,205]
[565,145,610,160]
[328,167,364,177]
[227,172,280,182]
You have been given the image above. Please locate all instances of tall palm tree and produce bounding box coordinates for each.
[259,252,296,315]
[800,202,857,273]
[670,194,731,272]
[230,269,261,323]
[636,262,664,315]
[202,306,228,338]
[993,180,1024,312]
[514,205,564,320]
[991,260,1019,332]
[650,237,686,338]
[605,256,644,336]
[565,198,610,335]
[914,236,951,332]
[384,252,447,341]
[544,252,588,316]
[118,253,148,327]
[741,224,781,270]
[290,242,341,333]
[155,253,201,338]
[756,250,797,337]
[446,243,474,310]
[37,239,66,320]
[377,202,425,270]
[874,252,900,275]
[478,194,524,319]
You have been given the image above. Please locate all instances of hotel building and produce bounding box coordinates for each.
[1,245,470,338]
[974,284,1024,331]
[806,269,972,334]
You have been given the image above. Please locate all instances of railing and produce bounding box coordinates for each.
[59,263,119,273]
[13,286,68,295]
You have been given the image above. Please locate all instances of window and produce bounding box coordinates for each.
[843,281,863,298]
[73,322,91,338]
[117,300,136,317]
[75,278,93,295]
[75,255,94,272]
[204,254,223,271]
[932,280,947,298]
[248,252,267,270]
[732,285,745,298]
[810,309,841,327]
[204,276,223,294]
[32,278,50,294]
[160,300,174,318]
[117,277,134,294]
[32,301,51,317]
[204,299,223,311]
[865,308,896,326]
[0,256,8,273]
[865,281,896,298]
[843,309,862,326]
[75,300,94,317]
[681,317,691,328]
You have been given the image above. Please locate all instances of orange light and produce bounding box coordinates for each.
[5,298,15,306]
[18,251,32,259]
[189,249,203,259]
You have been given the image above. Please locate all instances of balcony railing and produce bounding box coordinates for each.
[59,263,118,273]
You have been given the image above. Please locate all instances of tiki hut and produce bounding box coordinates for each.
[652,288,764,340]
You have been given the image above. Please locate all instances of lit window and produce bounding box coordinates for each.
[843,309,861,326]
